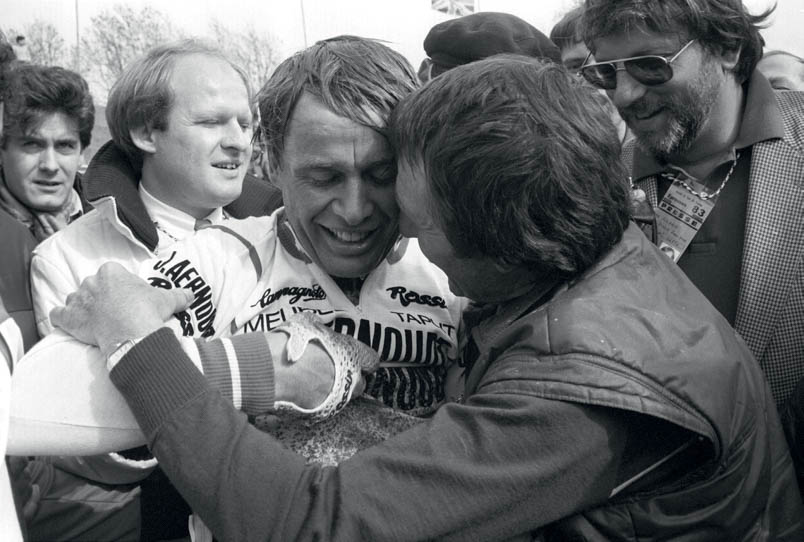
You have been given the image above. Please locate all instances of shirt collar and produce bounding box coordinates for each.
[65,188,84,221]
[632,71,786,180]
[139,183,224,245]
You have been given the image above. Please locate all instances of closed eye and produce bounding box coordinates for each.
[307,171,340,184]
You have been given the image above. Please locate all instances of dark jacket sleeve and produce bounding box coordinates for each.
[0,210,38,350]
[111,328,635,541]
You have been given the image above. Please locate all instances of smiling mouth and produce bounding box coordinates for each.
[322,225,374,243]
[212,162,241,170]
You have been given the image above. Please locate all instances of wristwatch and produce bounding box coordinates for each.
[106,338,141,371]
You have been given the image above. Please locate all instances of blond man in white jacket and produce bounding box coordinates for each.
[23,39,283,542]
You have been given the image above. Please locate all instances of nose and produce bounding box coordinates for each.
[609,69,647,111]
[221,119,251,154]
[38,147,59,173]
[334,178,373,226]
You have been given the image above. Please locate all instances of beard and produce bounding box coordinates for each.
[619,61,721,163]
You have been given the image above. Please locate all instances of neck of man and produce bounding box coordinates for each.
[140,163,214,220]
[667,78,745,181]
[333,275,365,305]
[479,265,558,306]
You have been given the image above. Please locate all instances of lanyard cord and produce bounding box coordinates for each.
[659,151,741,201]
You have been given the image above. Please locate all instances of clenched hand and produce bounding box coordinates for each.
[51,262,193,356]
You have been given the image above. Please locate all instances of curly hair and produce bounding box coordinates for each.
[256,35,418,171]
[581,0,773,84]
[1,63,94,149]
[106,39,251,168]
[389,55,630,280]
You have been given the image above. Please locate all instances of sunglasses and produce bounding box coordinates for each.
[579,40,696,90]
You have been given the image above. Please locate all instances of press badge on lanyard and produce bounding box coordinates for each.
[655,152,740,263]
[655,177,715,262]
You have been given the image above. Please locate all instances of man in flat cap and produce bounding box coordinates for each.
[422,11,560,79]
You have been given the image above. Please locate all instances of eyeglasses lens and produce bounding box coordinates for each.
[626,58,673,86]
[581,57,674,90]
[581,64,617,89]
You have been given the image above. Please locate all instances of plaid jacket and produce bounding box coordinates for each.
[622,88,804,408]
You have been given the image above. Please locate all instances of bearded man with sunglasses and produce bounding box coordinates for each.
[582,0,804,413]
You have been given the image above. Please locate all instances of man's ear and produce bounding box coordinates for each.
[719,45,741,73]
[130,124,157,155]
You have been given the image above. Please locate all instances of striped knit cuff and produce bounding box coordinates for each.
[111,328,210,437]
[185,333,275,415]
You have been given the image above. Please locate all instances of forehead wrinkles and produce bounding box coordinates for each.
[288,110,390,170]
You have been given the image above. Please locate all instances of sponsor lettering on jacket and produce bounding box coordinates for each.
[147,250,216,337]
[387,286,446,308]
[250,284,327,308]
[241,307,453,367]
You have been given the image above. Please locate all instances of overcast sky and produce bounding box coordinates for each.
[4,0,802,76]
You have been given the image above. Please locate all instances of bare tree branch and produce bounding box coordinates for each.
[80,4,182,95]
[210,21,280,91]
[21,20,66,66]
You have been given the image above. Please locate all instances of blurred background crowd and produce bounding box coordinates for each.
[4,0,803,168]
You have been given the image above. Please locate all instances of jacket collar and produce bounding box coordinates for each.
[82,141,159,250]
[82,140,285,252]
[463,277,562,396]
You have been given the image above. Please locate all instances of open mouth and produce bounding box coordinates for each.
[322,225,374,244]
[212,162,241,170]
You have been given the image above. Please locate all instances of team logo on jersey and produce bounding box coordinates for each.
[242,310,453,367]
[387,286,446,308]
[251,283,327,308]
[147,250,217,337]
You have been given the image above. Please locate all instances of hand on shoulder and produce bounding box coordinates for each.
[51,262,194,355]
